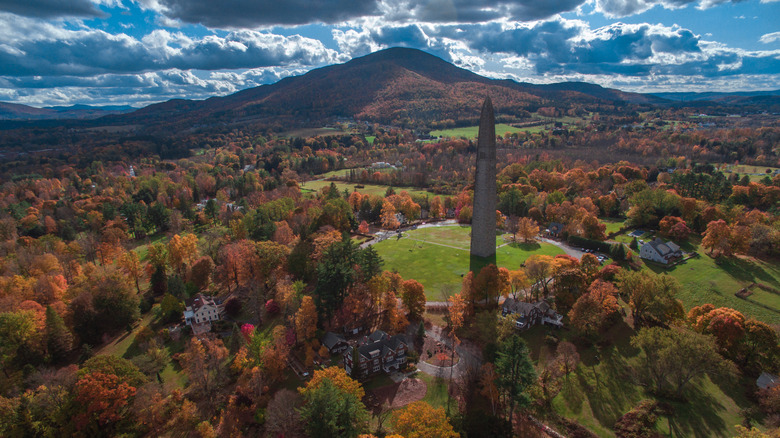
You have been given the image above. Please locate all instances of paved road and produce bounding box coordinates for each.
[538,236,586,259]
[415,326,481,379]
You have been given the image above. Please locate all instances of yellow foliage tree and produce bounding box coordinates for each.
[294,296,317,343]
[392,401,459,438]
[299,366,365,400]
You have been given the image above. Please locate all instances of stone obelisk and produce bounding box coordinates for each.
[470,97,497,272]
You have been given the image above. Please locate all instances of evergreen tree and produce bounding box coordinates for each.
[228,323,243,354]
[45,306,73,363]
[495,336,536,423]
[300,378,368,438]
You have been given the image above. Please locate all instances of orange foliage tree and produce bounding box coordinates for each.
[392,401,459,438]
[401,279,426,320]
[75,372,137,432]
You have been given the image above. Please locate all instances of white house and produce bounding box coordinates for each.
[183,293,226,335]
[640,238,682,265]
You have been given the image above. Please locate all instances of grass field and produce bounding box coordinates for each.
[431,123,535,139]
[522,319,753,437]
[417,372,450,409]
[646,246,780,325]
[300,179,435,198]
[601,218,628,235]
[372,226,564,300]
[278,127,349,138]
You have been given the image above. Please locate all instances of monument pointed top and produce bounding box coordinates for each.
[481,96,493,113]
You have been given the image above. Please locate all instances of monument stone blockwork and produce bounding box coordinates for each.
[469,97,497,267]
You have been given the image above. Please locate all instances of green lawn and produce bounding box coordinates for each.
[300,179,435,198]
[431,123,532,139]
[373,226,563,300]
[642,238,780,325]
[521,319,755,438]
[417,372,450,409]
[601,218,628,235]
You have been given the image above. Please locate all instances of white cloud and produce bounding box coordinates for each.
[759,32,780,44]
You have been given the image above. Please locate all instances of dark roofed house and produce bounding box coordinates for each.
[640,238,682,265]
[344,330,408,378]
[502,297,563,330]
[547,222,565,238]
[321,332,349,355]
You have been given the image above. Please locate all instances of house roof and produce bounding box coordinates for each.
[548,222,564,233]
[503,298,557,318]
[368,330,388,342]
[645,238,680,257]
[322,332,347,350]
[185,293,223,311]
[355,332,407,360]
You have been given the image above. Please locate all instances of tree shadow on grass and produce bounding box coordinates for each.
[585,346,642,429]
[508,242,542,252]
[715,256,779,287]
[667,381,730,438]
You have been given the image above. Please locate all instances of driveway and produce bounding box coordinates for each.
[537,236,586,259]
[416,326,481,379]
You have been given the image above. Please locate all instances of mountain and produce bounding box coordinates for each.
[115,47,664,129]
[0,102,135,120]
[651,90,780,103]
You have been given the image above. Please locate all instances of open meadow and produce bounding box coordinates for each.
[300,179,435,198]
[372,225,564,300]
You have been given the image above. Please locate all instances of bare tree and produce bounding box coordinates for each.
[265,389,304,438]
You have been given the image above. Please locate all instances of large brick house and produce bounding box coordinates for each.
[502,298,563,330]
[344,330,408,378]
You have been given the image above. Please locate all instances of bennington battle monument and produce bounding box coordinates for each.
[469,97,497,272]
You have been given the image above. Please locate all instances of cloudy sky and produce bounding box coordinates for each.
[1,0,778,107]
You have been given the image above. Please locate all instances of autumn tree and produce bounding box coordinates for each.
[688,305,745,351]
[68,266,140,345]
[381,201,400,230]
[568,280,621,338]
[631,327,737,397]
[189,256,213,291]
[300,366,365,401]
[117,250,143,295]
[74,371,137,434]
[617,270,684,327]
[524,255,555,298]
[392,401,458,438]
[0,310,39,375]
[401,279,426,320]
[702,219,749,257]
[613,400,665,438]
[474,264,510,306]
[479,362,500,417]
[167,233,198,279]
[295,296,318,343]
[516,217,539,243]
[180,336,228,399]
[555,341,580,379]
[507,269,529,300]
[300,378,368,438]
[266,389,304,438]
